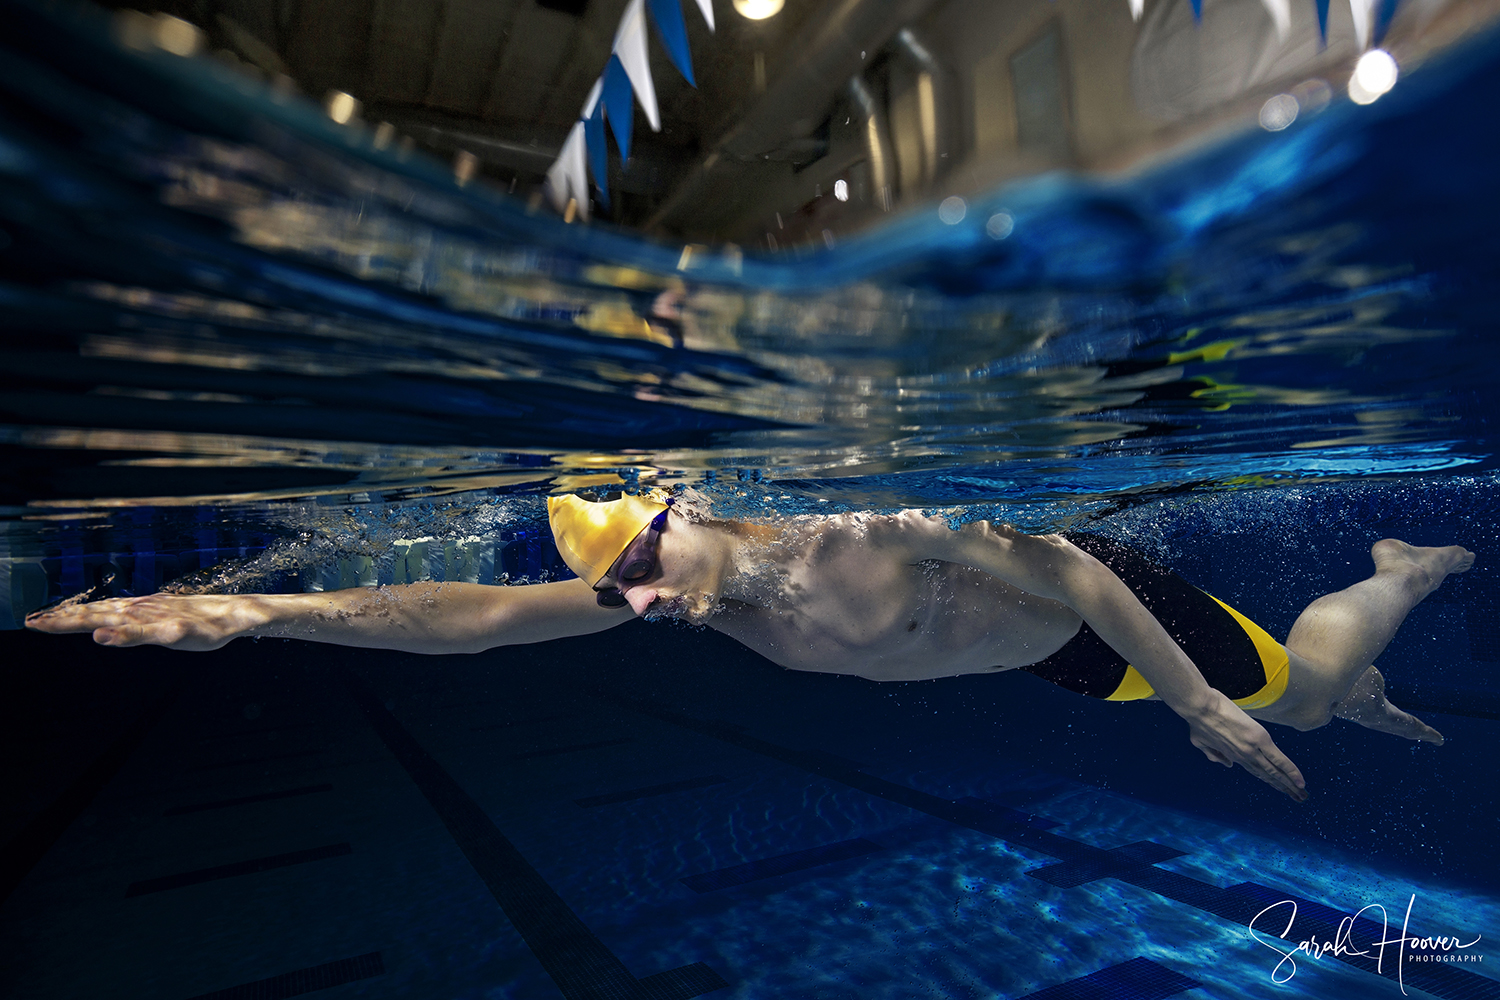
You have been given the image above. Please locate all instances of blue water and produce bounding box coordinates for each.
[3,0,1499,522]
[3,1,1500,998]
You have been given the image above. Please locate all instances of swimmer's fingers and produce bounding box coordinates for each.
[28,594,251,651]
[25,598,140,633]
[92,614,240,651]
[1188,692,1309,802]
[1247,740,1308,803]
[93,622,190,647]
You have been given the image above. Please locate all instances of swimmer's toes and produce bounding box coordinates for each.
[1397,709,1444,745]
[1371,540,1475,588]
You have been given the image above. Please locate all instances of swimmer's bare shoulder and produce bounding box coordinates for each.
[26,577,633,654]
[847,510,1072,578]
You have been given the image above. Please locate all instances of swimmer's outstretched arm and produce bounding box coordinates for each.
[898,515,1308,801]
[25,578,633,655]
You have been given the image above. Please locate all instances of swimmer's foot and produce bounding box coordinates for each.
[1332,666,1444,745]
[1371,539,1475,598]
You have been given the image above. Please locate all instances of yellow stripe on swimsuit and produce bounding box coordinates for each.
[1105,594,1289,708]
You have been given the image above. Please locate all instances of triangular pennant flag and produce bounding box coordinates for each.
[1259,0,1290,39]
[648,0,695,86]
[601,55,635,162]
[542,0,714,217]
[580,76,602,119]
[613,0,661,132]
[1128,0,1144,21]
[1190,0,1201,20]
[545,120,589,220]
[690,0,714,31]
[1315,0,1330,44]
[585,100,609,207]
[1350,0,1375,48]
[1373,0,1400,45]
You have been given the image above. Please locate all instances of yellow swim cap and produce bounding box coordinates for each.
[546,489,671,587]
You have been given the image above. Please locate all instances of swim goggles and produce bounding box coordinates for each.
[594,508,670,608]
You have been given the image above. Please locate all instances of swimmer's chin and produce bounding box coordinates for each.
[643,594,719,624]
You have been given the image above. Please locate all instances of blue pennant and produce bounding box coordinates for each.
[1374,0,1401,45]
[1190,0,1201,21]
[601,54,634,164]
[585,100,609,208]
[1315,0,1330,45]
[647,0,696,86]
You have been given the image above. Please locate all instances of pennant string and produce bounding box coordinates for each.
[546,0,1414,219]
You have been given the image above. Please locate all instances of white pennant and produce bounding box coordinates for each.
[1128,0,1144,21]
[691,0,715,31]
[1349,0,1376,49]
[613,0,661,132]
[545,120,590,220]
[580,77,602,119]
[1259,0,1290,39]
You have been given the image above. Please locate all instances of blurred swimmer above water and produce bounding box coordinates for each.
[29,491,1477,803]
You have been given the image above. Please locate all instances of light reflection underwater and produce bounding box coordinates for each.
[2,2,1500,1000]
[1,1,1498,513]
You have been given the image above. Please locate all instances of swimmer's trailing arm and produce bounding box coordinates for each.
[25,578,633,655]
[915,518,1309,801]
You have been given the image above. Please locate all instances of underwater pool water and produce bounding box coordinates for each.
[3,0,1500,997]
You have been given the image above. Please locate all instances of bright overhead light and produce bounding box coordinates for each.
[1258,93,1298,131]
[1354,49,1399,99]
[733,0,784,20]
[324,90,360,125]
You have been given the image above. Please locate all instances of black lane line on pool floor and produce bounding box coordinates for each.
[1016,957,1201,1000]
[0,684,183,905]
[187,749,328,771]
[341,671,729,1000]
[598,689,1500,1000]
[164,783,334,816]
[125,843,352,897]
[196,722,322,744]
[511,737,635,760]
[575,775,729,809]
[184,951,385,1000]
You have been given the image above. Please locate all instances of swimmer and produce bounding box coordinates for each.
[27,490,1476,802]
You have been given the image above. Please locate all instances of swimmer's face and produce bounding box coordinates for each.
[607,511,721,622]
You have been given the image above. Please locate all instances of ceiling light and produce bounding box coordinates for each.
[938,196,966,225]
[733,0,784,20]
[1353,49,1398,100]
[324,90,360,124]
[1258,94,1298,131]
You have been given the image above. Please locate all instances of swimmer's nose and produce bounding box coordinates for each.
[623,587,659,616]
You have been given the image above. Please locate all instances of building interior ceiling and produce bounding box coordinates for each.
[85,0,1489,245]
[103,0,865,239]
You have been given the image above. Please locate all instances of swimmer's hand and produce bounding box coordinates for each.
[1186,689,1309,802]
[26,594,267,651]
[27,579,632,654]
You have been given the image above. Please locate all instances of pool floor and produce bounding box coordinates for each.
[2,627,1497,1000]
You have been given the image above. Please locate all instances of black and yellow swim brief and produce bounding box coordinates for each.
[1018,533,1289,710]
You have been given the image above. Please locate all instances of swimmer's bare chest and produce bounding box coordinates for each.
[708,551,1084,682]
